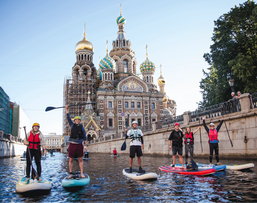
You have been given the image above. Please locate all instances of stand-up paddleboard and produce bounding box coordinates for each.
[197,164,226,171]
[62,172,90,188]
[111,154,119,157]
[41,156,47,160]
[83,157,90,160]
[226,163,254,171]
[176,164,226,172]
[159,166,216,176]
[16,177,52,193]
[122,168,157,180]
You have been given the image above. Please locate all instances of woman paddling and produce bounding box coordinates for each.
[24,123,45,182]
[181,126,201,165]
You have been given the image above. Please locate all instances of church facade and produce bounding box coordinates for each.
[63,8,176,141]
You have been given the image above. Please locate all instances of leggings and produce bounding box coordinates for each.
[26,148,41,178]
[209,143,219,163]
[185,144,194,164]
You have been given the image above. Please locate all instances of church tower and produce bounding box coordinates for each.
[140,45,158,93]
[109,4,137,78]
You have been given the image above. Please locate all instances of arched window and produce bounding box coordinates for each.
[81,55,83,60]
[124,59,128,73]
[147,76,149,82]
[123,40,125,46]
[116,40,118,47]
[105,73,107,80]
[111,74,113,81]
[78,55,80,60]
[88,55,90,61]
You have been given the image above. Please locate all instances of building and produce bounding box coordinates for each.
[11,103,30,139]
[0,87,11,135]
[63,6,176,140]
[44,133,62,151]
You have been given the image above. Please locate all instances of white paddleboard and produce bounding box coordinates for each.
[122,168,157,180]
[16,177,52,193]
[226,163,254,171]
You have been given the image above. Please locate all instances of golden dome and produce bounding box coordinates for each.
[158,78,165,85]
[75,36,93,51]
[163,96,168,102]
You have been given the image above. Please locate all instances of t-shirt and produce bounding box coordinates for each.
[127,128,143,146]
[168,130,183,147]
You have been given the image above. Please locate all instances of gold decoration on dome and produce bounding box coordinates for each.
[106,40,108,55]
[158,64,166,84]
[120,3,122,15]
[163,95,168,102]
[75,22,94,51]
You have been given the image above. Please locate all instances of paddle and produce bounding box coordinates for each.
[198,108,203,152]
[121,135,127,151]
[23,126,38,180]
[45,102,95,112]
[223,118,233,147]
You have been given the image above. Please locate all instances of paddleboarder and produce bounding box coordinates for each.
[202,116,224,165]
[113,148,117,156]
[168,123,185,169]
[24,123,45,182]
[125,121,145,173]
[182,126,201,165]
[65,105,87,178]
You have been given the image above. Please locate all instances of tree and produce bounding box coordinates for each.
[200,0,257,107]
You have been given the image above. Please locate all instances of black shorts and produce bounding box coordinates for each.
[130,146,143,158]
[172,146,183,156]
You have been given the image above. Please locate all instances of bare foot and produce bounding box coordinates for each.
[81,174,85,178]
[67,174,73,179]
[38,177,43,182]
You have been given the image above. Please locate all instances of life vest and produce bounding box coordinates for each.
[28,131,40,150]
[113,150,117,155]
[130,129,142,143]
[70,124,84,140]
[184,132,194,145]
[209,129,219,143]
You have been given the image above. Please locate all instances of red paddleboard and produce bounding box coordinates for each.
[159,166,216,176]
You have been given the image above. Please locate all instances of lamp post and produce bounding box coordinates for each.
[228,79,235,93]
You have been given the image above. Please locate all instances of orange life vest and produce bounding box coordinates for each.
[209,129,218,143]
[28,131,40,150]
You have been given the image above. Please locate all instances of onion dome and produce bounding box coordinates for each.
[158,65,165,84]
[76,35,93,51]
[116,15,126,25]
[75,23,93,51]
[99,41,116,70]
[163,95,168,102]
[116,4,126,25]
[99,54,115,69]
[140,45,156,73]
[140,58,156,73]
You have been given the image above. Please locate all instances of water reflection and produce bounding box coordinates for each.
[0,153,256,202]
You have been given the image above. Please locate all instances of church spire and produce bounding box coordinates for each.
[106,40,108,55]
[145,44,148,59]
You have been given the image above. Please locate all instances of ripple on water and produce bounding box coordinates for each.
[0,154,257,202]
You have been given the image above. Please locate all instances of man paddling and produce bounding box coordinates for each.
[24,123,45,182]
[125,121,145,173]
[113,148,117,156]
[202,116,224,165]
[168,123,185,169]
[65,105,87,178]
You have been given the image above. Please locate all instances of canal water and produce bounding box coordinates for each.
[0,152,257,202]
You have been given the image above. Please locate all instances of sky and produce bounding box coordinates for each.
[0,0,248,135]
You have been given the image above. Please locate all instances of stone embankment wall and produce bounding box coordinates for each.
[0,132,27,158]
[88,93,257,158]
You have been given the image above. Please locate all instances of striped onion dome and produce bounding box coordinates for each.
[99,54,116,70]
[140,58,156,73]
[116,15,126,24]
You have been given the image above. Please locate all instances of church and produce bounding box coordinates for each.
[63,6,176,141]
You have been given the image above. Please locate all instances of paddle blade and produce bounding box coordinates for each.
[191,159,198,171]
[121,141,126,151]
[45,106,56,112]
[31,167,38,179]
